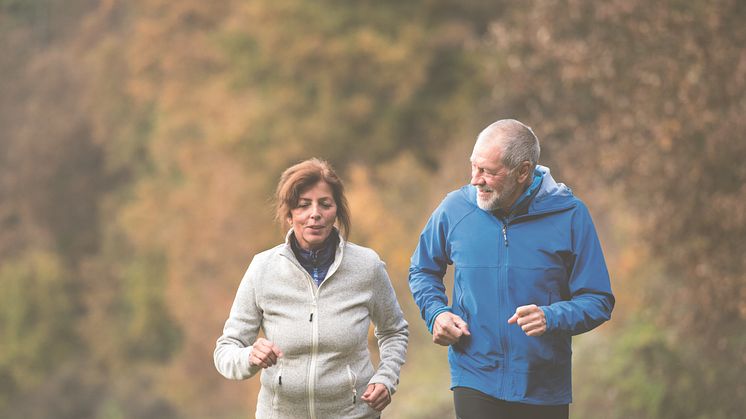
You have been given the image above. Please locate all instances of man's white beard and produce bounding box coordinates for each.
[476,189,501,211]
[476,178,519,211]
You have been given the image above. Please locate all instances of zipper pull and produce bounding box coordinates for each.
[347,365,358,404]
[309,312,313,322]
[278,359,283,385]
[502,224,509,247]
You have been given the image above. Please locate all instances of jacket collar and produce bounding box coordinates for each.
[280,228,346,283]
[283,228,346,248]
[289,228,339,267]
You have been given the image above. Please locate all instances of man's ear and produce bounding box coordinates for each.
[518,162,532,183]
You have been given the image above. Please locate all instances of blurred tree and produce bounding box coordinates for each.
[214,0,501,172]
[0,251,78,413]
[483,0,746,417]
[2,0,744,418]
[1,0,184,417]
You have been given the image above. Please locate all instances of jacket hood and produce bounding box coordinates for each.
[528,165,576,213]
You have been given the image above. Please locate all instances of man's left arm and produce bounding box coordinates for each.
[540,202,615,335]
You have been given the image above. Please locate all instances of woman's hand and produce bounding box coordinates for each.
[361,383,391,411]
[249,337,283,369]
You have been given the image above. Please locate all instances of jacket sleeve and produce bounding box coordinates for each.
[541,202,615,335]
[213,256,264,380]
[368,261,409,396]
[408,205,453,333]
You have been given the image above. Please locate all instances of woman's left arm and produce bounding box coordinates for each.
[367,260,409,401]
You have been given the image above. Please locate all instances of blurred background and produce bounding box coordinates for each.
[1,0,744,418]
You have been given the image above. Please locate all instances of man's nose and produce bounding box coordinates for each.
[470,171,483,186]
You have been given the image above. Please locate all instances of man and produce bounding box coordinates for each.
[408,119,614,419]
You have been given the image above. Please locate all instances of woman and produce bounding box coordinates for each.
[214,158,408,418]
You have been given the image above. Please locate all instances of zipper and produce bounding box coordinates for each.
[308,289,318,419]
[278,242,345,419]
[276,251,321,419]
[346,365,358,405]
[498,220,510,395]
[489,202,574,396]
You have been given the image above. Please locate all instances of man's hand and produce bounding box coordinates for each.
[508,304,547,337]
[433,312,470,346]
[361,383,391,411]
[249,337,284,369]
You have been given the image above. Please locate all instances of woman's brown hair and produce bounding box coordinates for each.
[275,158,351,239]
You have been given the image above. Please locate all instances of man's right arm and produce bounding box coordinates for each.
[408,207,469,345]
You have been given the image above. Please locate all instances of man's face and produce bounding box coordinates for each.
[470,140,521,212]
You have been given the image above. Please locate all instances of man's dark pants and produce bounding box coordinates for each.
[453,386,569,419]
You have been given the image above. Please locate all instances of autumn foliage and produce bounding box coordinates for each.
[1,1,744,418]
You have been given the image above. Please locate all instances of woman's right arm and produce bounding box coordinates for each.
[214,257,264,380]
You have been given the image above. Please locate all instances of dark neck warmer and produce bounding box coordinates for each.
[494,169,544,219]
[290,229,339,287]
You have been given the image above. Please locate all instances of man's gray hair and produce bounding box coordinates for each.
[476,119,541,170]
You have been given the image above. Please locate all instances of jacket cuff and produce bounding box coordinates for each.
[368,375,398,396]
[243,346,262,377]
[540,305,556,332]
[427,306,452,334]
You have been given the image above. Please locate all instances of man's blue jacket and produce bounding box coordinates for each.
[408,165,614,405]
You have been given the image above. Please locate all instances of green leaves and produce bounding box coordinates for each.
[120,252,183,362]
[0,251,79,409]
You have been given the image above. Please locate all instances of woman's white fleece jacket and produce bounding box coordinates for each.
[214,233,409,419]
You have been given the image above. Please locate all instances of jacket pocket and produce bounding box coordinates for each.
[346,364,358,405]
[271,359,284,417]
[453,279,468,323]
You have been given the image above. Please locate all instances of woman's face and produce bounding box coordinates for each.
[289,181,338,250]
